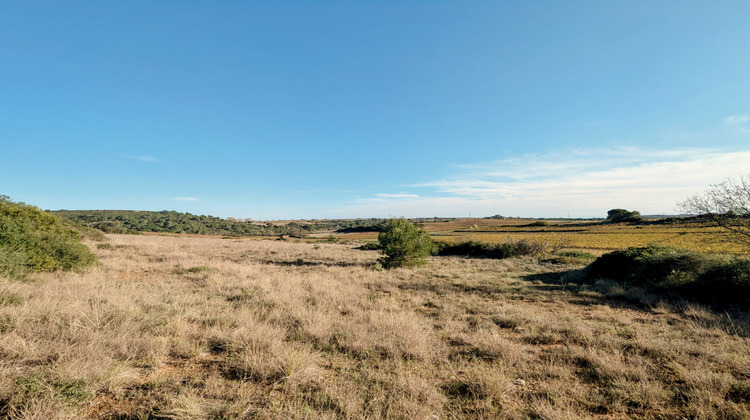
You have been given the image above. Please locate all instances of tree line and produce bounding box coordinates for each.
[52,210,386,237]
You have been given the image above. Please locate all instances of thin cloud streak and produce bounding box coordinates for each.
[376,193,420,199]
[330,148,750,218]
[725,115,750,125]
[174,197,202,202]
[129,155,160,163]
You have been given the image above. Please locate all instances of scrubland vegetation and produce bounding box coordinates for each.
[2,196,749,418]
[1,233,749,419]
[588,245,750,306]
[54,210,384,238]
[0,197,97,279]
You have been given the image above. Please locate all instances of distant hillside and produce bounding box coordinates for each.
[53,210,386,237]
[1,196,97,278]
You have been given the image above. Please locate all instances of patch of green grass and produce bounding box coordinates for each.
[15,375,92,406]
[541,251,597,265]
[187,265,213,273]
[0,289,24,306]
[357,242,381,250]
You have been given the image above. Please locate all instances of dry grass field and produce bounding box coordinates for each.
[1,234,749,419]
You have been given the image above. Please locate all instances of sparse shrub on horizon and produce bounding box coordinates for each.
[378,218,436,269]
[0,196,97,278]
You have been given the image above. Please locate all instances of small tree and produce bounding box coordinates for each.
[606,208,642,223]
[678,174,750,249]
[378,218,436,269]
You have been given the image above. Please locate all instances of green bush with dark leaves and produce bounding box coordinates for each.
[0,196,97,278]
[436,239,546,259]
[587,245,750,305]
[606,208,643,223]
[378,219,436,269]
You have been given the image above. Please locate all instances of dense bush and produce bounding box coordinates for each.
[587,245,750,305]
[378,219,436,269]
[1,196,97,278]
[606,209,643,223]
[436,239,546,259]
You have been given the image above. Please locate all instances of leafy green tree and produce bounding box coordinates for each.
[377,218,436,269]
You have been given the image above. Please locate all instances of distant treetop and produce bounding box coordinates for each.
[606,209,643,223]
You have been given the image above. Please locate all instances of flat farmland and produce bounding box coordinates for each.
[335,219,745,255]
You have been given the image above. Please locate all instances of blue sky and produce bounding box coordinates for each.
[1,1,748,219]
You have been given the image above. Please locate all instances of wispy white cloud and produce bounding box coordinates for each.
[129,155,159,163]
[725,114,750,125]
[330,148,750,218]
[174,197,202,202]
[376,193,420,199]
[290,189,355,194]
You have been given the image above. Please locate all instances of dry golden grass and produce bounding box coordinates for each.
[0,234,748,419]
[333,219,746,255]
[446,221,745,254]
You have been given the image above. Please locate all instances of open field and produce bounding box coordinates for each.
[332,219,747,255]
[1,234,748,419]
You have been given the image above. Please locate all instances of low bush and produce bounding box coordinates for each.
[378,219,436,269]
[436,239,546,259]
[587,245,750,305]
[0,196,97,278]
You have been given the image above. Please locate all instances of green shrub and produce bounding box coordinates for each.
[525,220,549,227]
[378,219,436,269]
[0,196,97,278]
[587,245,750,305]
[606,209,643,223]
[436,239,546,260]
[690,259,750,304]
[587,245,720,285]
